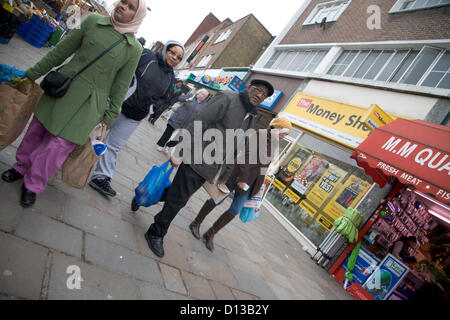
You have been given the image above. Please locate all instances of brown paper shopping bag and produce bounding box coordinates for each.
[61,125,107,189]
[0,79,43,150]
[203,181,230,204]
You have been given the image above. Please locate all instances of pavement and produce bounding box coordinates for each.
[0,34,354,300]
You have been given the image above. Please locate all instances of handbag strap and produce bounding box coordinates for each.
[71,35,127,80]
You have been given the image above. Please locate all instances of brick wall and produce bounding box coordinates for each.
[213,15,274,68]
[281,0,450,45]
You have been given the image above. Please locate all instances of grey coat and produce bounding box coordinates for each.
[168,94,206,130]
[176,91,255,182]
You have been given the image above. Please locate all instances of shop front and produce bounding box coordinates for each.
[263,92,395,254]
[329,119,450,300]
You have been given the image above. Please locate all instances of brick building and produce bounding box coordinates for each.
[247,0,450,273]
[175,12,274,88]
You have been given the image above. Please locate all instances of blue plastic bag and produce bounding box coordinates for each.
[239,207,261,223]
[135,161,173,207]
[0,63,26,83]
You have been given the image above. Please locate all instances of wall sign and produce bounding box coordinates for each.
[260,90,283,111]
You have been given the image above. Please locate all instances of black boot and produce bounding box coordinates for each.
[20,183,36,207]
[2,168,23,183]
[189,200,216,240]
[203,211,235,252]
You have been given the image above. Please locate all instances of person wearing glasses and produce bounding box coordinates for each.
[89,40,185,197]
[141,79,275,258]
[2,0,146,207]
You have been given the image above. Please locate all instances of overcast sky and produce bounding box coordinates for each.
[105,0,304,46]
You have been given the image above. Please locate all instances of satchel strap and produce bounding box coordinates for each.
[71,35,127,80]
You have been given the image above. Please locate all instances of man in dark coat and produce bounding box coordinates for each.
[140,79,275,258]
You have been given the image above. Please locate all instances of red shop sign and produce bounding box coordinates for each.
[351,119,450,203]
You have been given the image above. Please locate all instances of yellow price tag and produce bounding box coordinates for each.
[272,179,286,191]
[284,188,300,203]
[2,3,15,13]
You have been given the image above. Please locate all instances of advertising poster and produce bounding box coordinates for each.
[323,175,371,220]
[341,247,380,285]
[362,254,409,300]
[276,148,312,185]
[307,164,347,208]
[290,156,328,196]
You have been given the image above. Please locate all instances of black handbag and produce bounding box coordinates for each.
[40,36,126,98]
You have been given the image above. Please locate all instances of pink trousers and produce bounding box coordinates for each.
[13,116,77,194]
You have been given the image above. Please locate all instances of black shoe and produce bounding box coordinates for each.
[89,178,116,197]
[144,231,164,257]
[131,197,140,212]
[2,168,23,183]
[20,184,36,207]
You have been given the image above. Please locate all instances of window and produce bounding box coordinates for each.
[264,49,328,73]
[328,47,450,89]
[196,54,214,68]
[303,0,351,25]
[214,29,232,44]
[421,51,450,88]
[390,0,450,12]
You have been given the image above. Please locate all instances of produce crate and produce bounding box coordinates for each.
[17,14,54,48]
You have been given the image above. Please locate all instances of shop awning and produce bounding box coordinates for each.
[351,119,450,204]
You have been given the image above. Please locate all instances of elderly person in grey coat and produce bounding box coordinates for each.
[156,88,209,154]
[137,79,275,258]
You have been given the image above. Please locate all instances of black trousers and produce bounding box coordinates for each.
[148,163,206,237]
[156,124,178,148]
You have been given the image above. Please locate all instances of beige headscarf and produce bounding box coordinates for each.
[110,0,147,34]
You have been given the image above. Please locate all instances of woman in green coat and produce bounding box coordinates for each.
[1,0,146,207]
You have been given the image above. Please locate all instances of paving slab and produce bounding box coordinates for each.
[48,253,140,300]
[15,211,83,258]
[84,234,163,286]
[0,232,48,299]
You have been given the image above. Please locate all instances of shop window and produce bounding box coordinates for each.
[303,0,352,25]
[390,0,450,13]
[359,187,450,300]
[266,133,374,247]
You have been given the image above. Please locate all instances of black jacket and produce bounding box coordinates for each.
[121,49,175,121]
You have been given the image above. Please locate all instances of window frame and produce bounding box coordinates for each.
[390,0,450,13]
[213,29,233,44]
[196,54,214,68]
[303,0,352,26]
[327,46,450,89]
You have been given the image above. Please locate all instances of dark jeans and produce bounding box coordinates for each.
[156,124,178,148]
[148,163,206,237]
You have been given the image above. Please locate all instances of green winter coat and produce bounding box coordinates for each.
[26,14,142,145]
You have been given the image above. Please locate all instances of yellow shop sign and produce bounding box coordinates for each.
[279,93,396,149]
[361,104,394,131]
